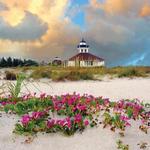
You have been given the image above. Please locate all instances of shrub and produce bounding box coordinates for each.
[51,71,94,81]
[118,68,146,78]
[79,71,93,80]
[51,72,68,81]
[30,69,51,79]
[5,71,17,80]
[66,71,81,81]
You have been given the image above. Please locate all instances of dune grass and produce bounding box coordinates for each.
[3,66,150,81]
[30,68,52,79]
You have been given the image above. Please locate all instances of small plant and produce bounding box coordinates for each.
[137,142,148,149]
[79,71,93,80]
[8,73,26,98]
[5,71,16,80]
[116,140,129,150]
[30,68,51,79]
[118,68,146,78]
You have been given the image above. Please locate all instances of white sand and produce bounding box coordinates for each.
[0,78,150,150]
[23,78,150,103]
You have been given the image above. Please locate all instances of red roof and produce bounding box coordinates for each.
[69,53,104,61]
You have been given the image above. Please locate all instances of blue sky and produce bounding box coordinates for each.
[68,0,88,29]
[72,0,88,5]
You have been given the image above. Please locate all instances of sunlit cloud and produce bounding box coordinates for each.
[90,0,150,17]
[140,4,150,17]
[0,0,80,59]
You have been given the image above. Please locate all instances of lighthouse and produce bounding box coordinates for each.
[66,38,105,67]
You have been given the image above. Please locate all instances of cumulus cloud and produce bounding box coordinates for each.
[0,11,48,41]
[0,0,81,60]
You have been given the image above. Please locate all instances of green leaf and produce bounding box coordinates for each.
[4,104,14,113]
[127,107,133,118]
[98,99,104,105]
[15,102,26,115]
[14,123,24,134]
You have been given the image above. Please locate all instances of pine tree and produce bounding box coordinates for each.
[0,57,7,67]
[7,57,13,67]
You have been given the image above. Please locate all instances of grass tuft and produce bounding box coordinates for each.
[30,68,52,79]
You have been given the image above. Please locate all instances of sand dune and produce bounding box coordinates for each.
[0,78,150,150]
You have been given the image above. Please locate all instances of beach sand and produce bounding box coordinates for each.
[0,78,150,150]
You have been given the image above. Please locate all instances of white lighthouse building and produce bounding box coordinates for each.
[66,38,105,67]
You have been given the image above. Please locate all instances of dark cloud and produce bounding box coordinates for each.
[83,5,150,66]
[0,11,48,41]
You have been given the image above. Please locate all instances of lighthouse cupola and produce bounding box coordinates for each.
[77,38,89,53]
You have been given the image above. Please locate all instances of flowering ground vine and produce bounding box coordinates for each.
[0,93,150,139]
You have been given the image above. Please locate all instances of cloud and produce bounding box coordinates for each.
[140,4,150,17]
[0,0,30,26]
[0,11,48,41]
[0,0,81,60]
[89,0,150,17]
[84,1,150,66]
[25,20,81,60]
[0,0,150,66]
[90,0,134,14]
[0,2,8,11]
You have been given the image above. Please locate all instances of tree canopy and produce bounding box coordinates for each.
[0,57,38,68]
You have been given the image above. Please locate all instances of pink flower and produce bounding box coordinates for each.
[53,101,62,111]
[65,117,71,128]
[104,99,110,106]
[62,98,66,104]
[47,119,55,128]
[1,101,7,106]
[40,93,46,99]
[120,115,129,121]
[32,112,44,120]
[21,115,31,126]
[84,120,89,126]
[86,98,91,103]
[125,122,131,127]
[68,98,74,105]
[59,120,66,126]
[74,114,82,123]
[141,119,146,125]
[77,104,87,111]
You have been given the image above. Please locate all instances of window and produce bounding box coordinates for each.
[85,49,87,53]
[81,49,83,53]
